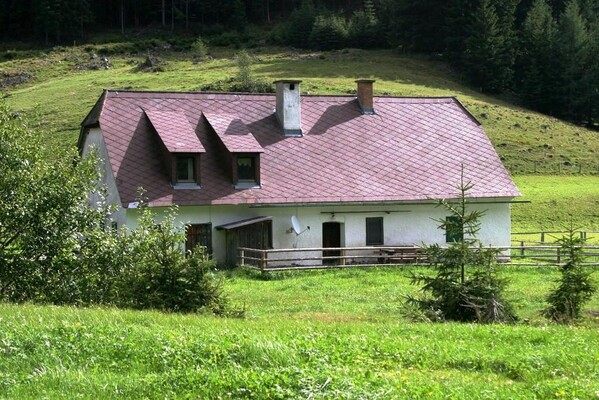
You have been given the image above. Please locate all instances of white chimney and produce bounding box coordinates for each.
[274,80,302,137]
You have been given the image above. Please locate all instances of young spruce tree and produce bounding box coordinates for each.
[407,171,516,323]
[543,223,596,322]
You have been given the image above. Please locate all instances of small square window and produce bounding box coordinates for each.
[366,217,384,246]
[445,216,463,243]
[176,156,195,182]
[237,156,256,182]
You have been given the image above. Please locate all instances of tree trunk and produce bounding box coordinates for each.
[162,0,166,27]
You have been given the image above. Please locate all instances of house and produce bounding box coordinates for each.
[78,80,520,265]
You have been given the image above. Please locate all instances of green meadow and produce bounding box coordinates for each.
[2,43,599,398]
[2,267,599,399]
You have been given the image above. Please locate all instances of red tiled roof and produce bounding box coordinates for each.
[203,112,264,153]
[82,90,520,207]
[144,109,205,153]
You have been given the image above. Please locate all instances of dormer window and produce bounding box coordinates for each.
[234,153,260,188]
[176,156,195,182]
[172,153,201,187]
[144,109,205,189]
[237,156,256,181]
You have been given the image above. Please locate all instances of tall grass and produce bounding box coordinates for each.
[2,266,599,399]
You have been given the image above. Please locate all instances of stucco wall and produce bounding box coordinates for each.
[81,127,126,227]
[124,201,512,265]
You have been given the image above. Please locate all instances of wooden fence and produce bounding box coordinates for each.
[512,230,599,245]
[238,245,599,272]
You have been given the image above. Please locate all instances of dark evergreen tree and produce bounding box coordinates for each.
[518,0,559,114]
[556,1,592,121]
[462,0,514,93]
[347,0,383,48]
[309,14,348,50]
[380,0,446,52]
[443,0,479,65]
[285,0,317,48]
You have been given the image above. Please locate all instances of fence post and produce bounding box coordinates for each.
[541,232,545,243]
[520,241,525,256]
[557,248,561,265]
[240,249,245,267]
[261,251,267,271]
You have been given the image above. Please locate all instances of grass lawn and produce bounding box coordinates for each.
[2,266,599,399]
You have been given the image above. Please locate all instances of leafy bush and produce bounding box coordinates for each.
[116,206,228,314]
[309,15,349,50]
[191,36,209,59]
[543,226,597,322]
[407,175,517,323]
[0,102,110,303]
[227,50,273,93]
[0,103,232,315]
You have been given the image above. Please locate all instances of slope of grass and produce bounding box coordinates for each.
[1,267,599,399]
[512,176,599,236]
[2,45,598,173]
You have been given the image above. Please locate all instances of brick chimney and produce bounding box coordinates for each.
[356,79,375,115]
[274,80,302,137]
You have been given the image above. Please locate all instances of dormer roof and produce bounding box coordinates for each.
[203,112,264,153]
[144,109,205,153]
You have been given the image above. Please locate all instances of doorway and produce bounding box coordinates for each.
[322,222,342,265]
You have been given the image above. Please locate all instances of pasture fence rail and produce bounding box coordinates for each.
[238,245,599,272]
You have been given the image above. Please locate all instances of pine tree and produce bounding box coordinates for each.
[443,0,479,65]
[407,171,516,323]
[518,0,559,114]
[556,1,592,121]
[462,0,514,93]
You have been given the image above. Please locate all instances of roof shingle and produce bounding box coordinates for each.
[84,90,520,207]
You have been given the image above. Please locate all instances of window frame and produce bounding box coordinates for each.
[445,216,464,243]
[233,153,260,187]
[185,223,213,254]
[365,217,384,246]
[172,153,201,186]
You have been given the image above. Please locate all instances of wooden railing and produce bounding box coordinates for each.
[238,245,599,272]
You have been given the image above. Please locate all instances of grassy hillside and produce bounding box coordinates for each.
[2,45,599,173]
[2,44,598,232]
[2,267,599,399]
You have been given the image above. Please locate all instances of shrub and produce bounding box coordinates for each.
[543,225,596,322]
[309,15,349,50]
[228,50,273,93]
[406,173,517,323]
[117,206,228,314]
[0,102,115,304]
[191,36,209,59]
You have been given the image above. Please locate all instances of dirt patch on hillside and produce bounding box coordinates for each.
[0,70,32,89]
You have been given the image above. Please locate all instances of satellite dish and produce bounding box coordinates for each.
[289,216,310,235]
[291,216,302,235]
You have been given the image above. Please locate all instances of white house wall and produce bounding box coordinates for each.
[124,201,512,265]
[81,127,126,227]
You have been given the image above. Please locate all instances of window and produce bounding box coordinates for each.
[445,216,463,243]
[185,223,212,254]
[237,156,256,182]
[176,156,195,182]
[366,217,384,246]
